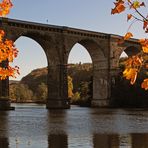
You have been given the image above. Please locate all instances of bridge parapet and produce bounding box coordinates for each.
[0,17,112,39]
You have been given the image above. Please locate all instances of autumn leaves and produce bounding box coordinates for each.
[0,0,19,79]
[112,0,148,90]
[0,0,13,16]
[111,0,145,14]
[139,39,148,53]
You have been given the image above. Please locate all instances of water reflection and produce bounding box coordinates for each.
[47,133,148,148]
[48,134,68,148]
[1,133,148,148]
[47,110,68,135]
[0,138,9,148]
[93,134,132,148]
[132,134,148,148]
[0,104,148,148]
[0,112,9,148]
[93,134,148,148]
[0,112,9,137]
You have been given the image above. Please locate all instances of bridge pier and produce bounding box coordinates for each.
[0,79,14,110]
[46,64,70,109]
[91,67,111,107]
[0,60,14,110]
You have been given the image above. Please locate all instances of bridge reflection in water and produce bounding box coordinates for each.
[0,104,148,148]
[0,134,148,148]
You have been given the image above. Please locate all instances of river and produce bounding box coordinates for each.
[0,103,148,148]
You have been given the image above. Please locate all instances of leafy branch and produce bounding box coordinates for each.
[0,0,19,79]
[112,0,148,90]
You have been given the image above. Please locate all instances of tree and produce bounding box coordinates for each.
[79,82,90,99]
[0,0,19,80]
[112,0,148,90]
[111,58,148,107]
[35,82,48,101]
[9,83,33,102]
[70,92,80,104]
[68,76,74,98]
[73,81,91,106]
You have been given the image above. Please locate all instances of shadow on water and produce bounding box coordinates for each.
[0,112,9,148]
[48,133,148,148]
[0,104,148,147]
[0,133,148,148]
[93,133,148,148]
[48,134,68,148]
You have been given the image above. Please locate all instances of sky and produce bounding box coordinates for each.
[7,0,148,80]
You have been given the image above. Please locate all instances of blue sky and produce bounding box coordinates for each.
[8,0,148,80]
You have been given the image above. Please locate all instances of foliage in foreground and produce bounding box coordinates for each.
[0,0,19,79]
[112,0,148,90]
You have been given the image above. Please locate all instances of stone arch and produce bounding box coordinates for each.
[67,42,93,106]
[120,46,140,57]
[15,36,48,68]
[117,46,140,68]
[14,32,51,62]
[10,32,69,109]
[68,43,92,63]
[66,39,106,64]
[66,39,109,107]
[124,46,140,57]
[11,34,48,103]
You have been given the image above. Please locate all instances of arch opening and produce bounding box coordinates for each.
[123,46,140,57]
[9,36,48,104]
[111,46,147,107]
[67,43,93,107]
[118,46,140,69]
[119,51,128,69]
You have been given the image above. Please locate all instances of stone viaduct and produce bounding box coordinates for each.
[0,17,141,110]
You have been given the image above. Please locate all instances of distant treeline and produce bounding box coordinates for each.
[9,60,148,107]
[9,63,93,105]
[10,67,48,103]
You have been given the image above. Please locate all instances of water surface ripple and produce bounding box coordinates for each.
[0,104,148,148]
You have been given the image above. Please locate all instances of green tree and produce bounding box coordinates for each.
[78,81,91,106]
[112,0,148,90]
[35,82,48,102]
[9,83,34,102]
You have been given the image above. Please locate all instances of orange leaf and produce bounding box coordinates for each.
[111,1,125,14]
[145,64,148,69]
[127,14,132,21]
[0,0,13,17]
[140,2,145,7]
[139,39,148,53]
[0,29,5,41]
[141,79,148,90]
[123,68,138,85]
[143,20,148,33]
[124,32,133,40]
[124,55,143,69]
[142,46,148,53]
